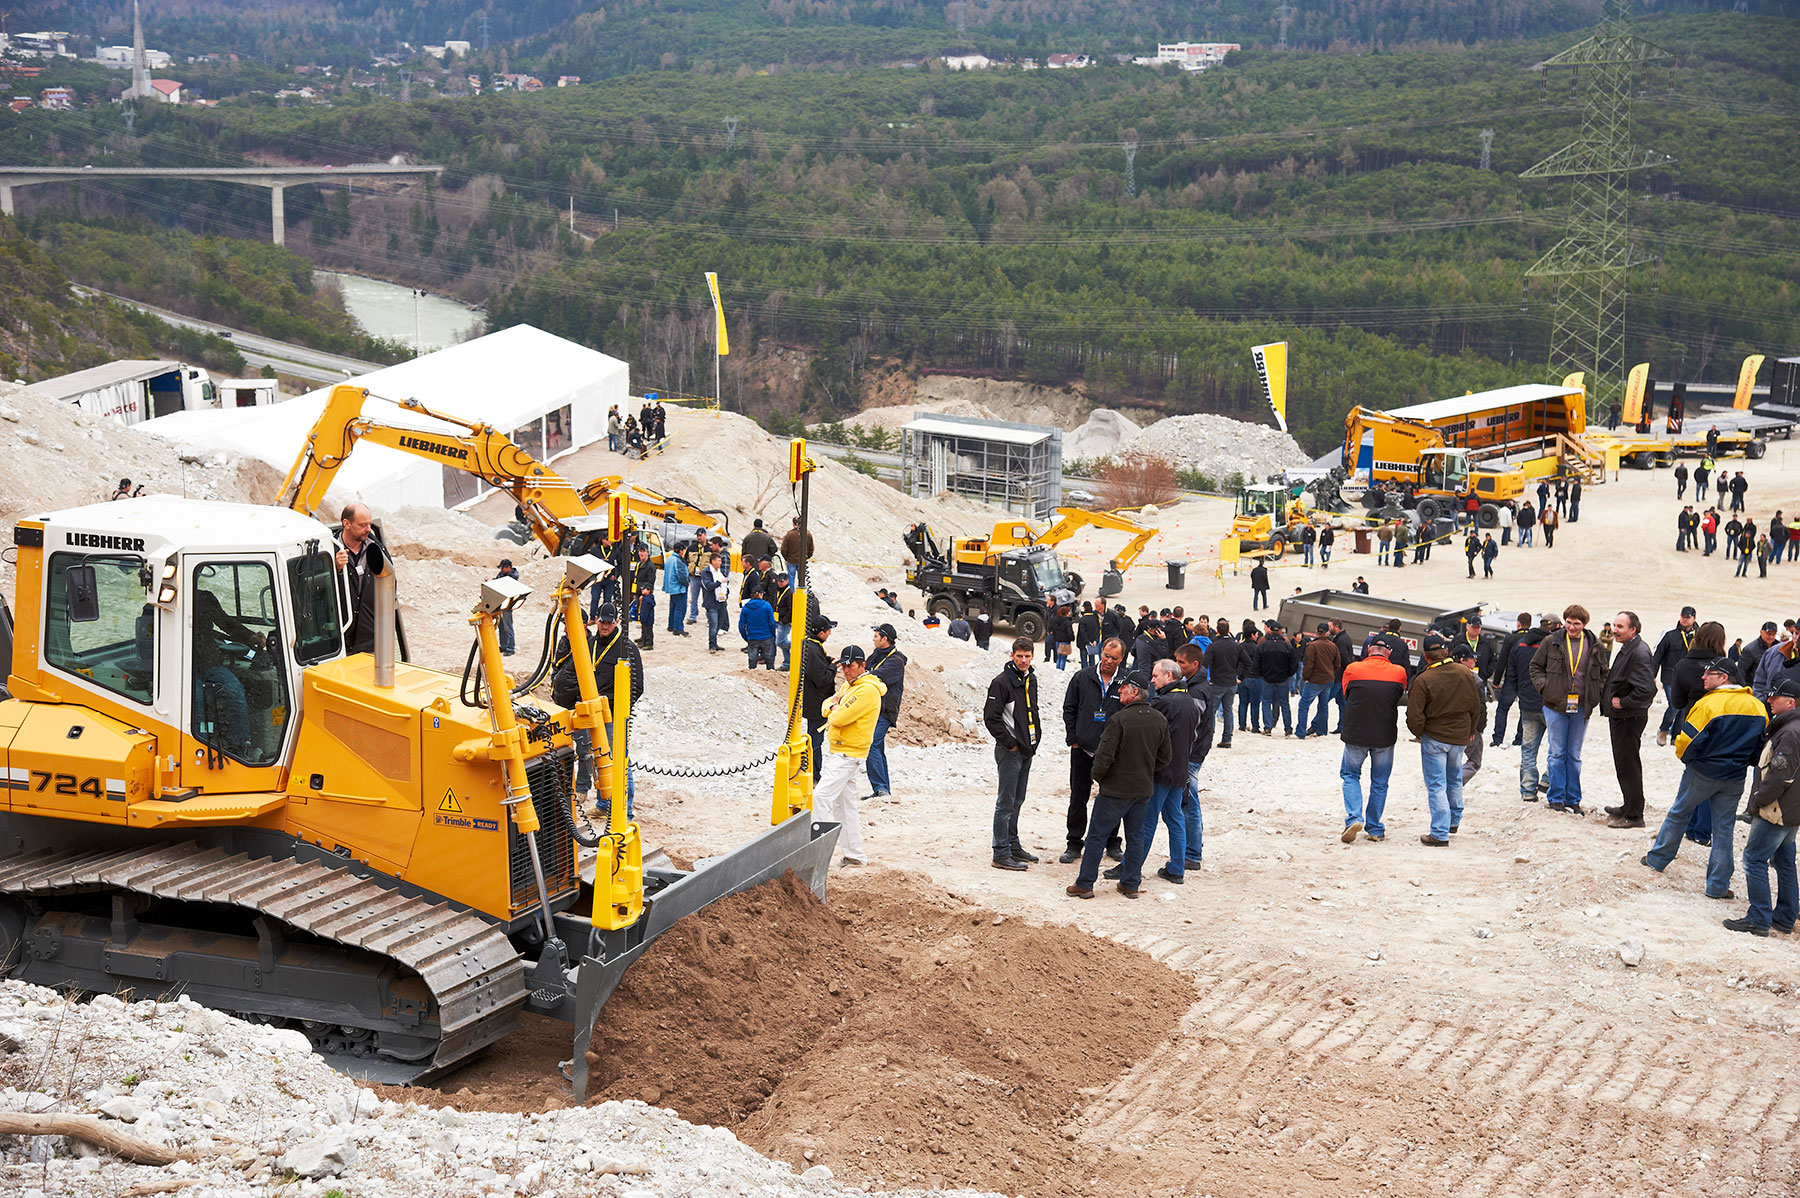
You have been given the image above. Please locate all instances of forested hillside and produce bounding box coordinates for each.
[5,11,1794,450]
[0,216,243,381]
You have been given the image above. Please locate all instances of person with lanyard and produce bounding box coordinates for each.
[985,637,1043,871]
[1649,607,1699,746]
[334,502,389,656]
[1528,605,1607,815]
[551,603,644,818]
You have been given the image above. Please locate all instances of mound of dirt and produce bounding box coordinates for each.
[588,869,1189,1194]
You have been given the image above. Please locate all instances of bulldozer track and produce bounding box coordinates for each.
[1078,936,1798,1194]
[0,842,527,1081]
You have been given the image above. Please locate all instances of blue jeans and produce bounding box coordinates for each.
[993,744,1032,858]
[1076,793,1151,890]
[747,638,776,669]
[704,604,724,650]
[1491,688,1515,744]
[666,596,685,633]
[1182,761,1204,862]
[1657,682,1680,736]
[1053,649,1068,670]
[687,579,703,621]
[1420,736,1465,840]
[1328,679,1344,731]
[1125,781,1186,880]
[1303,543,1315,565]
[1296,681,1331,737]
[498,610,515,654]
[776,622,792,669]
[1252,589,1269,610]
[1238,678,1264,731]
[1518,710,1546,796]
[1742,818,1798,930]
[1320,544,1332,565]
[866,714,892,795]
[1541,707,1588,808]
[608,433,620,452]
[1519,527,1533,547]
[1340,743,1393,837]
[1211,684,1237,743]
[787,562,801,588]
[1645,768,1743,897]
[1262,680,1292,733]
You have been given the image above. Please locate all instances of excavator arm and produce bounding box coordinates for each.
[1034,506,1161,570]
[278,383,609,555]
[576,476,730,540]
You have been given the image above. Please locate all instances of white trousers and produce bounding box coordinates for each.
[813,750,868,864]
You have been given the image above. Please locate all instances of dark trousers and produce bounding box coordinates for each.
[994,744,1033,858]
[807,720,824,782]
[635,594,655,646]
[1609,710,1649,819]
[1075,794,1152,890]
[1067,749,1121,852]
[1492,687,1517,746]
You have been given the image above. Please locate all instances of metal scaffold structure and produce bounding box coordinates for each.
[901,412,1063,520]
[1522,0,1671,412]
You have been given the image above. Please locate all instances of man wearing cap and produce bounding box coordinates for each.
[739,587,778,670]
[865,624,907,799]
[1296,622,1340,739]
[1740,621,1781,689]
[1258,619,1296,736]
[1172,642,1216,869]
[1602,611,1657,829]
[1650,607,1700,746]
[986,637,1043,871]
[494,559,520,655]
[1115,658,1200,886]
[801,619,838,782]
[630,543,657,650]
[552,603,644,816]
[1752,622,1800,701]
[1068,669,1170,899]
[1529,605,1607,815]
[813,645,886,868]
[1643,657,1769,898]
[1406,632,1487,845]
[1725,677,1800,935]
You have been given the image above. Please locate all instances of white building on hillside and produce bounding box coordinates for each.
[1150,42,1241,70]
[943,54,992,70]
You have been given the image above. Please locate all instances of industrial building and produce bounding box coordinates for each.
[901,411,1062,520]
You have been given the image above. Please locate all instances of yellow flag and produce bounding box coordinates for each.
[705,271,729,356]
[1622,363,1649,425]
[1251,341,1288,433]
[1560,371,1585,394]
[1732,353,1765,410]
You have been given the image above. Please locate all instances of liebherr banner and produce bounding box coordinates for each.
[1252,341,1288,433]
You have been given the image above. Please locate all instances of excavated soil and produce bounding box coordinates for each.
[390,869,1188,1196]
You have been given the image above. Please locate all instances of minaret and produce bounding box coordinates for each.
[127,0,151,100]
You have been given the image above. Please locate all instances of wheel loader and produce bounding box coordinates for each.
[0,398,837,1099]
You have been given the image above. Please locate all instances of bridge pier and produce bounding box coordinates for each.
[1,186,12,218]
[270,184,284,246]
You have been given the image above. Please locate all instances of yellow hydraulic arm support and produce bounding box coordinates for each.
[277,383,600,555]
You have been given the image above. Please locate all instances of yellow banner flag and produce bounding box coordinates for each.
[1251,341,1288,433]
[705,271,729,356]
[1622,363,1649,425]
[1560,371,1585,394]
[1732,353,1765,410]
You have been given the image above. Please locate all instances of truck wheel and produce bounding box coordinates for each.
[1478,503,1500,529]
[926,595,964,620]
[1415,497,1443,523]
[1013,609,1047,641]
[1747,439,1767,460]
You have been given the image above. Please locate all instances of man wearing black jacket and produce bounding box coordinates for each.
[1489,612,1533,747]
[1649,606,1698,746]
[1205,630,1244,748]
[1602,610,1657,828]
[552,603,644,815]
[1122,658,1200,886]
[334,502,389,656]
[1173,643,1216,870]
[1059,638,1127,863]
[865,624,906,799]
[985,638,1044,871]
[1329,619,1356,734]
[1068,671,1170,900]
[1510,623,1553,801]
[801,620,838,782]
[1076,602,1102,669]
[1258,621,1296,736]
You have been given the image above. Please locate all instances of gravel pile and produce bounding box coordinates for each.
[1062,409,1140,463]
[0,980,998,1198]
[1114,413,1308,485]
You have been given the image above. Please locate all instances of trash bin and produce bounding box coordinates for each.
[1353,528,1373,555]
[1166,560,1188,590]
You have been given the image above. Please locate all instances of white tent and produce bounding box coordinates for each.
[141,325,628,512]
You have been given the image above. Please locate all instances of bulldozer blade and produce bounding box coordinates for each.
[569,813,839,1101]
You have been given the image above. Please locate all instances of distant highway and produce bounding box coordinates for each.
[73,285,381,384]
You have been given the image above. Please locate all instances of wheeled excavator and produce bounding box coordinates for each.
[0,386,835,1099]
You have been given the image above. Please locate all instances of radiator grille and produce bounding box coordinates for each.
[508,746,579,911]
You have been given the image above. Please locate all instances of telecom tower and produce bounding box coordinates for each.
[1122,141,1138,198]
[1479,129,1493,171]
[1521,0,1670,409]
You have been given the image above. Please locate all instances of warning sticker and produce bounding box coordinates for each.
[438,789,463,814]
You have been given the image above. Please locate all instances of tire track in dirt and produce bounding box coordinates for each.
[1073,942,1795,1194]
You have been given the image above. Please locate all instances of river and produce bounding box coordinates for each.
[315,271,485,353]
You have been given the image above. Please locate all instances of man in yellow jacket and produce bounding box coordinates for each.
[815,644,887,867]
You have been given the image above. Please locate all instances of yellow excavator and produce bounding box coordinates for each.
[0,385,833,1099]
[947,506,1160,599]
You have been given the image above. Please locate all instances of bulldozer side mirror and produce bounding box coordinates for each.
[66,563,100,623]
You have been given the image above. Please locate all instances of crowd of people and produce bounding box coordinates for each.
[976,596,1800,937]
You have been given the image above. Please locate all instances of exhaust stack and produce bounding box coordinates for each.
[372,555,397,688]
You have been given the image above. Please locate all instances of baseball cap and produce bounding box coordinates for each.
[1365,638,1392,655]
[1771,677,1800,701]
[838,645,866,665]
[1680,605,1697,618]
[498,558,513,568]
[595,602,619,623]
[1422,631,1450,652]
[1451,641,1476,662]
[1763,621,1779,633]
[1702,656,1735,676]
[1121,670,1151,691]
[1264,618,1281,630]
[1315,621,1330,633]
[872,622,898,642]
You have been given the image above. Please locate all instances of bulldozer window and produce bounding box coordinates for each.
[44,552,154,706]
[287,552,343,665]
[191,561,290,767]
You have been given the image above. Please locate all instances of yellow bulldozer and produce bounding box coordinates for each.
[0,385,834,1099]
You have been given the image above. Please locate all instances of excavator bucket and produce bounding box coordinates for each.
[568,813,839,1100]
